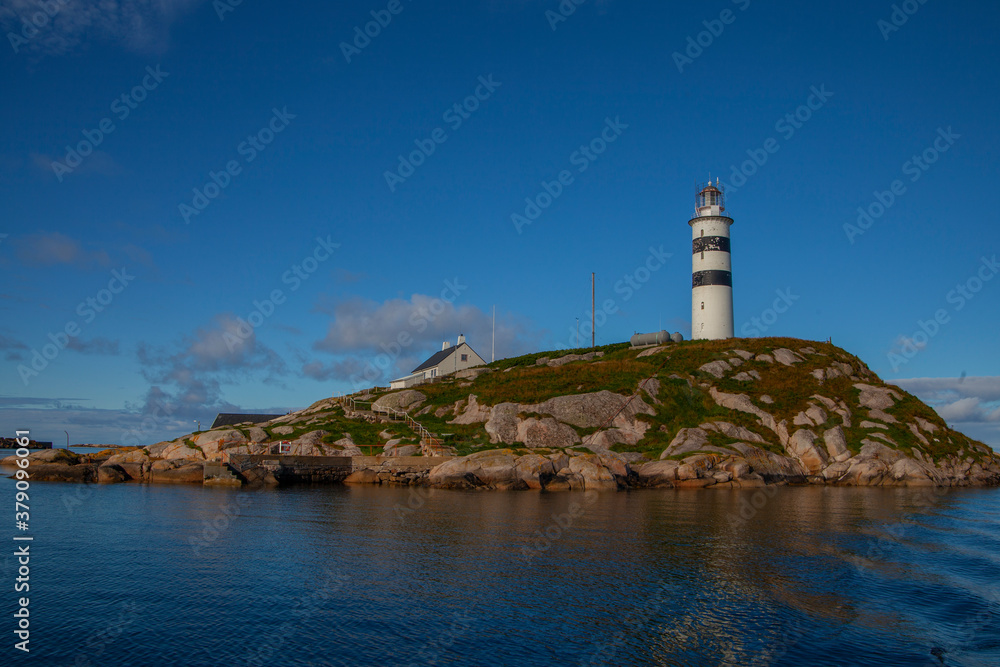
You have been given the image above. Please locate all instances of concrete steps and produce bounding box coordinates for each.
[203,461,242,487]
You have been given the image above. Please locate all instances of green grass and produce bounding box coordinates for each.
[255,336,992,465]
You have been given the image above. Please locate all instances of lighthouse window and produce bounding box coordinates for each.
[701,251,704,260]
[701,302,705,310]
[700,230,704,237]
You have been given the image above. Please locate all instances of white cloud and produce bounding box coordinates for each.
[314,294,538,358]
[136,313,289,418]
[893,376,1000,404]
[892,376,1000,448]
[309,293,543,384]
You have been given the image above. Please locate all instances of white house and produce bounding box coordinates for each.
[390,335,486,389]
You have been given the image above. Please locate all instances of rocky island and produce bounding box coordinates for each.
[6,337,999,490]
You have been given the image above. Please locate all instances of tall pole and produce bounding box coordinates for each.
[590,273,597,348]
[491,305,495,363]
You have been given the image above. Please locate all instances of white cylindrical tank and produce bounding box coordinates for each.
[689,181,734,340]
[630,331,670,347]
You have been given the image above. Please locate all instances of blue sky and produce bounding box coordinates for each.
[1,0,998,448]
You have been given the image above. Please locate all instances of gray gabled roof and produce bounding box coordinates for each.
[412,346,457,373]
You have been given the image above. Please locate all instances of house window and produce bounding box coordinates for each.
[461,354,468,362]
[430,369,437,378]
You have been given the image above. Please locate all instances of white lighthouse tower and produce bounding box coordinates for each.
[690,180,734,340]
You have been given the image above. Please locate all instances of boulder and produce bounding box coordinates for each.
[485,403,520,444]
[676,463,699,481]
[97,464,128,484]
[118,461,149,481]
[193,429,246,448]
[858,440,905,464]
[373,390,427,413]
[544,471,584,491]
[548,452,570,473]
[728,443,808,478]
[588,428,642,448]
[635,460,678,487]
[428,450,520,489]
[516,417,580,449]
[449,395,493,425]
[637,345,667,358]
[514,454,555,490]
[567,454,618,490]
[272,426,294,436]
[823,426,851,462]
[596,451,630,480]
[4,448,82,465]
[146,441,176,458]
[699,360,732,378]
[855,383,900,411]
[889,458,936,486]
[248,427,269,443]
[661,428,710,458]
[104,450,150,466]
[785,429,828,474]
[158,442,206,461]
[841,459,889,486]
[772,348,805,366]
[793,411,813,426]
[295,430,330,445]
[544,352,601,367]
[731,349,754,360]
[23,463,94,483]
[151,462,204,484]
[821,461,851,481]
[805,405,828,425]
[720,459,751,479]
[525,391,656,430]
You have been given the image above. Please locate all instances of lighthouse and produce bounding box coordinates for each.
[690,180,734,340]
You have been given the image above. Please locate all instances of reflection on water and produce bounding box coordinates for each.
[3,468,998,666]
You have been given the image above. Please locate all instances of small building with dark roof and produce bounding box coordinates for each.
[390,335,486,389]
[210,413,285,430]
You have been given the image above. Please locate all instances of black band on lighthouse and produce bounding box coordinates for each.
[692,270,732,288]
[692,236,730,254]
